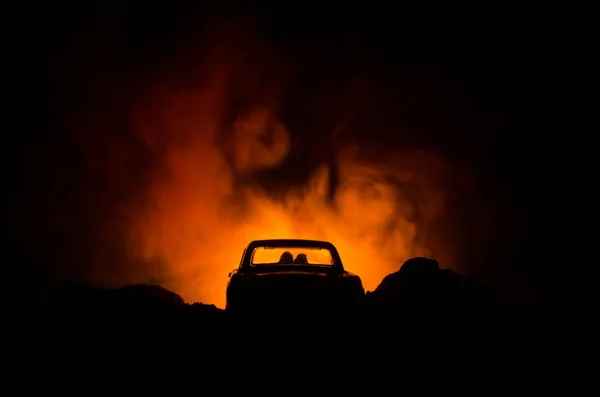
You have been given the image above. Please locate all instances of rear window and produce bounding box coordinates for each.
[250,247,334,266]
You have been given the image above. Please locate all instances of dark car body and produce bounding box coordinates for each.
[226,239,365,313]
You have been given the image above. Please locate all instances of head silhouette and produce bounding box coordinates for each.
[294,253,308,264]
[279,251,293,263]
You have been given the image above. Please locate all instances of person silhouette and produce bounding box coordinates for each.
[294,253,308,264]
[278,251,293,263]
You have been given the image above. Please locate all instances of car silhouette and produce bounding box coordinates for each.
[226,239,365,313]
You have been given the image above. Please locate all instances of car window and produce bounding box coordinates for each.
[250,247,334,266]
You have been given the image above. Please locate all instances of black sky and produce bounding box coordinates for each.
[8,1,569,311]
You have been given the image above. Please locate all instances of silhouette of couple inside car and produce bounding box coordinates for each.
[279,251,308,264]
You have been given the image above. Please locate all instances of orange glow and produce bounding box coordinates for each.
[65,17,455,308]
[128,82,444,307]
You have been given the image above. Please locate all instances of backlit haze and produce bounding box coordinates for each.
[43,14,487,308]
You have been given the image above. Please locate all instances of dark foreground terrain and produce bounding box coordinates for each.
[22,258,552,373]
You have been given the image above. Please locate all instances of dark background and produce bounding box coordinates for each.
[7,1,572,314]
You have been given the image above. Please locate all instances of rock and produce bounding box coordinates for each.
[118,284,185,306]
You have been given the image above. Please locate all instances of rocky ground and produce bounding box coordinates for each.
[17,257,552,374]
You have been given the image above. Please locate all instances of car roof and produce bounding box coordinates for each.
[246,239,336,250]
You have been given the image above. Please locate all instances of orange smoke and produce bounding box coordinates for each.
[56,15,454,308]
[124,45,448,308]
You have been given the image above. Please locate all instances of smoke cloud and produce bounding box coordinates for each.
[24,12,489,307]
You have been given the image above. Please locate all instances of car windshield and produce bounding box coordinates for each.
[250,247,334,266]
